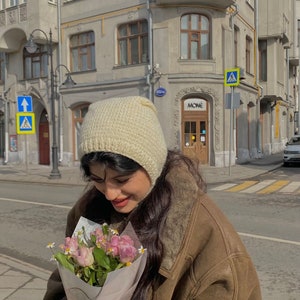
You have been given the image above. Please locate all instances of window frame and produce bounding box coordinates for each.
[23,44,48,80]
[0,52,5,82]
[246,35,252,73]
[72,104,89,161]
[234,25,239,67]
[258,39,267,81]
[70,31,95,72]
[117,19,148,66]
[180,13,211,60]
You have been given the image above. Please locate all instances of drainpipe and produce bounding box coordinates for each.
[4,98,9,164]
[57,0,64,163]
[147,0,153,101]
[255,0,262,155]
[285,46,290,140]
[228,3,238,172]
[3,54,9,164]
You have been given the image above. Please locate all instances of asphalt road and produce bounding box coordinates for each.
[0,165,299,299]
[208,166,300,300]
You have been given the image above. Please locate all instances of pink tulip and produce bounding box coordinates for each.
[118,237,137,263]
[106,235,120,256]
[74,246,94,267]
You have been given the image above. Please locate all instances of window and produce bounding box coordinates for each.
[298,19,300,47]
[234,26,239,67]
[23,44,48,79]
[246,36,252,73]
[180,14,210,60]
[0,0,5,10]
[73,104,89,160]
[70,31,95,72]
[118,19,148,66]
[259,40,267,81]
[9,0,17,6]
[0,52,5,82]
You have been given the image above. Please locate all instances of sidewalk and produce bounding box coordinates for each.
[0,253,51,300]
[0,151,284,185]
[0,152,284,299]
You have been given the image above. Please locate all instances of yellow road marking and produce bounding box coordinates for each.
[226,181,258,192]
[257,180,290,194]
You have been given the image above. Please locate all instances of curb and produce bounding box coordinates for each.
[0,253,51,280]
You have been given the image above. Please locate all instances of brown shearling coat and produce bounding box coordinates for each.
[44,163,261,300]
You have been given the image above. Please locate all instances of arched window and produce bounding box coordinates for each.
[73,104,89,160]
[180,14,210,60]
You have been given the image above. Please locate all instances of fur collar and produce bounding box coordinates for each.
[159,163,201,273]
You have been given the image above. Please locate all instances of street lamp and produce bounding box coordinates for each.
[25,29,76,179]
[55,64,77,88]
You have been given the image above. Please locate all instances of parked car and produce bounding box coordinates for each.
[283,135,300,166]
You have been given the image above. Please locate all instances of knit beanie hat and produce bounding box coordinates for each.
[79,96,167,186]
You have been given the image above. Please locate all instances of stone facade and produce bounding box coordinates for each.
[0,0,298,167]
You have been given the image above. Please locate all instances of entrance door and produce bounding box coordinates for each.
[39,111,50,165]
[182,98,209,164]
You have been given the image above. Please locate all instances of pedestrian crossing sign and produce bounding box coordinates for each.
[16,112,36,134]
[224,68,240,86]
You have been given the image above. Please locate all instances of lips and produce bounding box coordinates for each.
[112,197,130,208]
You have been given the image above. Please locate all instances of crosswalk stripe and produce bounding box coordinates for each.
[257,180,290,194]
[211,183,237,191]
[210,180,300,194]
[242,180,276,193]
[279,181,300,193]
[226,181,258,192]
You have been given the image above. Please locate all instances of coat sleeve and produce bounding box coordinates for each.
[168,252,261,300]
[43,269,67,300]
[191,253,262,300]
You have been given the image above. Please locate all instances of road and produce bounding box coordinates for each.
[0,165,299,299]
[0,181,83,270]
[208,166,300,300]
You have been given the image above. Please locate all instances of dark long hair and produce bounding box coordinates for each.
[79,150,206,299]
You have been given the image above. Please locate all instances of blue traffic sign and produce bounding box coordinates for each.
[17,96,33,112]
[224,68,240,86]
[16,112,36,134]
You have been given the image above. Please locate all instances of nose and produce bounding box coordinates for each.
[102,183,120,201]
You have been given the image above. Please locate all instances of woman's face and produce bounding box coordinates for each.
[89,162,151,214]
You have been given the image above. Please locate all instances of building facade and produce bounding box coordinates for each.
[0,0,298,168]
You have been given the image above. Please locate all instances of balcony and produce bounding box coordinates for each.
[155,0,236,9]
[0,3,27,27]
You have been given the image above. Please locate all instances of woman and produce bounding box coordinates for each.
[44,96,261,300]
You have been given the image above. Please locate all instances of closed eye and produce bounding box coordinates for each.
[89,176,104,183]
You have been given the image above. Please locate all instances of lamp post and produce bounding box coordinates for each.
[25,29,76,178]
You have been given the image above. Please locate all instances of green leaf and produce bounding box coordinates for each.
[96,270,107,287]
[54,253,75,273]
[90,234,96,245]
[102,224,109,235]
[93,247,111,271]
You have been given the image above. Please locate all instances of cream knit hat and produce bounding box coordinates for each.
[79,96,167,186]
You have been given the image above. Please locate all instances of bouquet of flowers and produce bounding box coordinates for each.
[47,217,147,300]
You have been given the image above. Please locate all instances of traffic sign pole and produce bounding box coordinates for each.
[224,68,240,174]
[229,86,234,175]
